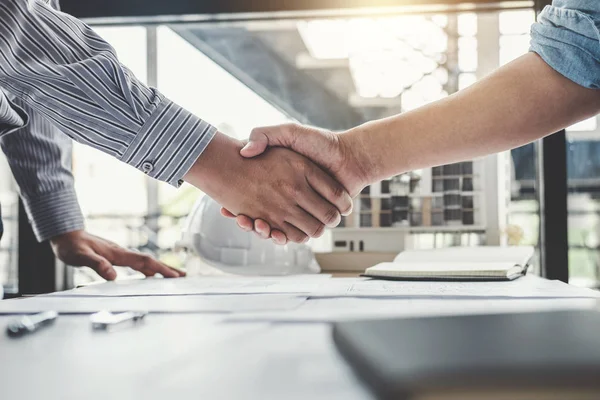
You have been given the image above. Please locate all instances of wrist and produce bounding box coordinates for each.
[339,126,378,187]
[50,229,85,245]
[184,131,245,200]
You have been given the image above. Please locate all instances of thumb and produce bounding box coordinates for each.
[240,132,269,158]
[240,124,297,158]
[86,253,117,281]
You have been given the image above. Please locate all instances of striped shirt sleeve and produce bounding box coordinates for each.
[0,96,85,242]
[0,0,217,187]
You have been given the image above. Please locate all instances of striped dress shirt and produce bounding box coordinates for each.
[0,0,217,241]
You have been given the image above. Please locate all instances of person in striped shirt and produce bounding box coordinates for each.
[1,97,186,280]
[0,0,351,281]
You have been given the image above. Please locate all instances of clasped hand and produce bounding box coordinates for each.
[215,124,371,244]
[185,132,357,244]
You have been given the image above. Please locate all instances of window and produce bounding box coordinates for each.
[0,153,18,295]
[567,116,600,287]
[72,8,543,279]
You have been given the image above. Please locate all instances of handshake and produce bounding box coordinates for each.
[184,123,373,245]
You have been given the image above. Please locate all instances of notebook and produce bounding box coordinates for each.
[363,246,534,281]
[333,310,600,400]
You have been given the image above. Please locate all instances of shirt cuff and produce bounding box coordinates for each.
[529,5,600,89]
[120,97,218,187]
[22,187,85,242]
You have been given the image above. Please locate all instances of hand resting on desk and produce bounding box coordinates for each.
[50,230,184,281]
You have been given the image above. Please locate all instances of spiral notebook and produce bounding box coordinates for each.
[363,246,534,281]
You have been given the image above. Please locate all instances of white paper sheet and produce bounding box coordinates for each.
[310,275,600,299]
[0,294,307,314]
[226,297,599,323]
[49,275,330,297]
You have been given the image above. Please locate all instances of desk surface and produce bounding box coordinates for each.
[1,276,598,400]
[0,314,370,400]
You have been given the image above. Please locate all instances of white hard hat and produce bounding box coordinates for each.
[182,195,320,276]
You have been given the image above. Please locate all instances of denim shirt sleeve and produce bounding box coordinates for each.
[529,0,600,89]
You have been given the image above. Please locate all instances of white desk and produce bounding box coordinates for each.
[1,276,598,400]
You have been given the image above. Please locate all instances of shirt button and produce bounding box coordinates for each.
[141,161,154,173]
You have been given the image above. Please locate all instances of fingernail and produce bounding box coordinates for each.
[241,142,253,152]
[342,205,353,217]
[328,216,342,228]
[238,222,251,232]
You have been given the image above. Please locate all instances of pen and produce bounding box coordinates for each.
[6,311,59,337]
[90,310,147,330]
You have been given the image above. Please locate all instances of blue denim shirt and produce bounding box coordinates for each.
[530,0,600,89]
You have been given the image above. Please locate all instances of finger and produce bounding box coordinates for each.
[139,263,185,278]
[220,208,236,218]
[296,187,342,229]
[305,165,353,217]
[108,249,182,278]
[240,124,298,158]
[281,222,310,244]
[286,206,325,239]
[235,215,254,232]
[271,230,287,245]
[220,208,254,232]
[254,219,271,239]
[83,252,117,281]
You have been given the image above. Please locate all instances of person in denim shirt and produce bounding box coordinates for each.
[222,1,600,243]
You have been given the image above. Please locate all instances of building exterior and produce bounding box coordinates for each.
[329,152,511,255]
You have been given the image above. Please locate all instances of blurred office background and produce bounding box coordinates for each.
[1,0,597,295]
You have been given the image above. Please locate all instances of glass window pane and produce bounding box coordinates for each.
[458,13,477,37]
[459,73,477,90]
[568,134,600,287]
[157,26,289,140]
[458,36,478,72]
[0,153,18,295]
[567,116,598,133]
[499,10,536,35]
[500,34,531,65]
[94,26,148,83]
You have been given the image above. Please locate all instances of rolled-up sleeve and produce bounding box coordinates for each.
[0,0,217,187]
[530,1,600,89]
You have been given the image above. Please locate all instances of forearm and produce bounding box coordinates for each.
[346,53,600,183]
[0,100,84,241]
[0,0,216,187]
